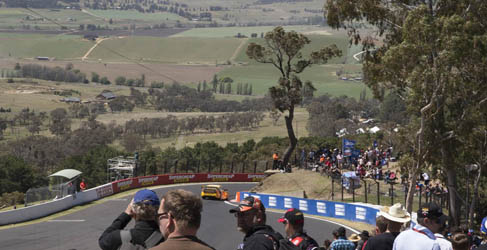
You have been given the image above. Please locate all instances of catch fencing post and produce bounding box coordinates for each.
[197,160,200,173]
[231,161,234,173]
[254,161,257,173]
[364,180,368,203]
[219,160,223,173]
[174,160,178,173]
[208,160,211,173]
[186,159,189,173]
[376,181,380,205]
[332,178,335,201]
[341,178,344,201]
[164,160,168,174]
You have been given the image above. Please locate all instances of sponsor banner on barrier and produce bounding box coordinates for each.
[239,192,379,225]
[138,176,159,186]
[169,174,196,183]
[96,184,113,198]
[110,173,266,194]
[207,174,235,182]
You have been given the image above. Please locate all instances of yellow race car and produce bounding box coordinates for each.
[201,184,229,200]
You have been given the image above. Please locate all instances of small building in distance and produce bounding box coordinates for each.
[36,57,50,61]
[96,91,116,100]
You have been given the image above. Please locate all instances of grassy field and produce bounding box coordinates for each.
[89,9,184,22]
[89,36,242,64]
[0,33,92,60]
[172,25,334,38]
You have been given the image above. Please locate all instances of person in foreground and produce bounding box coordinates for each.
[393,202,446,250]
[277,208,319,250]
[150,189,214,250]
[230,196,284,250]
[99,189,163,250]
[364,203,410,250]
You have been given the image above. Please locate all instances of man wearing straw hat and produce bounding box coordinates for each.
[364,203,410,250]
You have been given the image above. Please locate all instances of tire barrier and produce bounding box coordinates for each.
[0,173,266,226]
[238,192,380,225]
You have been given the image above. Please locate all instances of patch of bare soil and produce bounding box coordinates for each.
[0,58,225,83]
[252,169,336,200]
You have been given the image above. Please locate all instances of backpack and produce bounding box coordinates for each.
[254,229,284,250]
[119,230,163,250]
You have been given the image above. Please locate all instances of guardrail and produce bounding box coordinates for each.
[238,192,380,225]
[0,173,266,226]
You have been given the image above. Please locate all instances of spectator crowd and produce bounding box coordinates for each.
[99,188,487,250]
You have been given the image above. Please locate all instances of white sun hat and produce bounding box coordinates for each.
[379,203,411,223]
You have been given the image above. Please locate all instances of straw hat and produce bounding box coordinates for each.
[348,233,361,242]
[379,203,411,223]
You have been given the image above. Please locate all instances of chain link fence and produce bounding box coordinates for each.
[25,182,77,206]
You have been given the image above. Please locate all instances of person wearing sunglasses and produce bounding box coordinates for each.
[277,208,319,250]
[229,196,284,250]
[99,189,163,250]
[150,189,214,250]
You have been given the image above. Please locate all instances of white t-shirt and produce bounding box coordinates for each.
[434,233,453,250]
[422,173,430,181]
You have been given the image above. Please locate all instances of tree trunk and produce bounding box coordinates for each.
[468,165,482,229]
[446,167,460,226]
[406,166,420,213]
[282,106,297,166]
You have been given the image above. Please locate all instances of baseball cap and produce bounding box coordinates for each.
[229,196,265,213]
[278,208,304,225]
[417,202,447,222]
[133,189,160,206]
[481,217,487,234]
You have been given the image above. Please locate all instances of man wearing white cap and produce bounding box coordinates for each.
[364,203,410,250]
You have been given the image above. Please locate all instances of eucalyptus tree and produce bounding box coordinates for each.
[325,0,487,225]
[246,26,341,166]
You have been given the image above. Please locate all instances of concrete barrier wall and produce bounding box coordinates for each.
[0,174,265,226]
[239,192,380,225]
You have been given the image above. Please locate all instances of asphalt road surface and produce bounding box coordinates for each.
[0,183,356,250]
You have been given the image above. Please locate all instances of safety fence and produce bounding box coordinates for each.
[325,176,448,213]
[0,173,266,226]
[238,191,380,225]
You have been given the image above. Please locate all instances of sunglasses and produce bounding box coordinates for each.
[157,212,169,221]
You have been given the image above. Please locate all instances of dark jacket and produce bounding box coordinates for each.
[239,225,284,250]
[363,232,399,250]
[287,232,319,250]
[99,212,163,250]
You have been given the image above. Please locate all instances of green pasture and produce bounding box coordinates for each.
[0,33,91,59]
[217,63,365,98]
[172,25,334,38]
[89,9,184,22]
[0,8,105,29]
[89,36,242,64]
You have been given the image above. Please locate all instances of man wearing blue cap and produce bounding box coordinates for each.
[99,189,164,250]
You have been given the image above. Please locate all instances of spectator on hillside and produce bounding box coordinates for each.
[273,152,280,170]
[99,189,163,250]
[151,189,214,250]
[79,179,86,191]
[422,172,430,186]
[277,208,319,250]
[230,196,283,250]
[393,202,446,250]
[330,227,355,250]
[364,203,410,250]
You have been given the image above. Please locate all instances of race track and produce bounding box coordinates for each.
[0,183,355,250]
